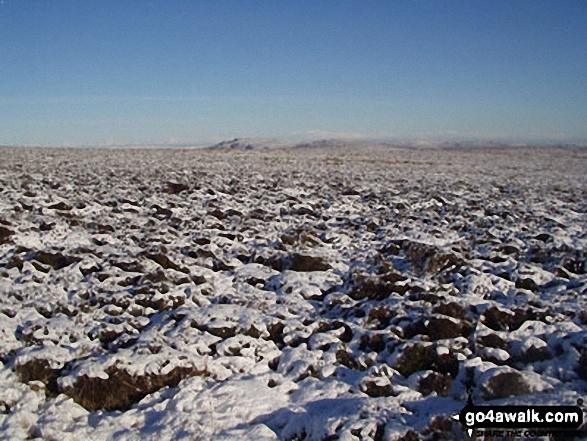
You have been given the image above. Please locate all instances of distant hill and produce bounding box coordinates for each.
[206,138,300,150]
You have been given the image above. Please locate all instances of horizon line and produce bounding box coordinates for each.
[1,136,587,150]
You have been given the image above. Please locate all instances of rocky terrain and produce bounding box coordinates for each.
[0,143,586,440]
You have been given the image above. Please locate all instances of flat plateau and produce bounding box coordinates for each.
[1,144,586,440]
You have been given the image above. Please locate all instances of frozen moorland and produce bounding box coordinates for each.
[0,143,586,440]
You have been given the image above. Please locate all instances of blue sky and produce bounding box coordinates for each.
[1,0,586,146]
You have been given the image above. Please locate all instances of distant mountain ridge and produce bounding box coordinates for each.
[206,138,302,150]
[205,137,587,152]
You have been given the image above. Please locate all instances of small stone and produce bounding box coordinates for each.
[515,278,539,291]
[33,251,81,270]
[502,245,522,255]
[151,204,173,216]
[433,302,467,319]
[245,324,264,339]
[394,342,435,377]
[266,320,285,346]
[350,270,408,300]
[166,182,189,194]
[418,371,452,397]
[47,201,72,211]
[0,226,15,244]
[112,260,144,273]
[146,252,179,270]
[477,347,510,365]
[534,233,552,242]
[476,333,508,349]
[426,316,464,340]
[361,379,395,397]
[205,323,237,339]
[405,241,465,275]
[482,306,515,331]
[359,332,389,353]
[366,306,396,330]
[336,349,362,370]
[208,208,226,220]
[479,367,532,399]
[288,253,331,272]
[80,264,102,277]
[87,222,114,234]
[39,221,55,231]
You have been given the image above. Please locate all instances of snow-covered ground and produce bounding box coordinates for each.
[0,143,586,440]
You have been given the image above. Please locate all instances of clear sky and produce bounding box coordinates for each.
[1,0,586,146]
